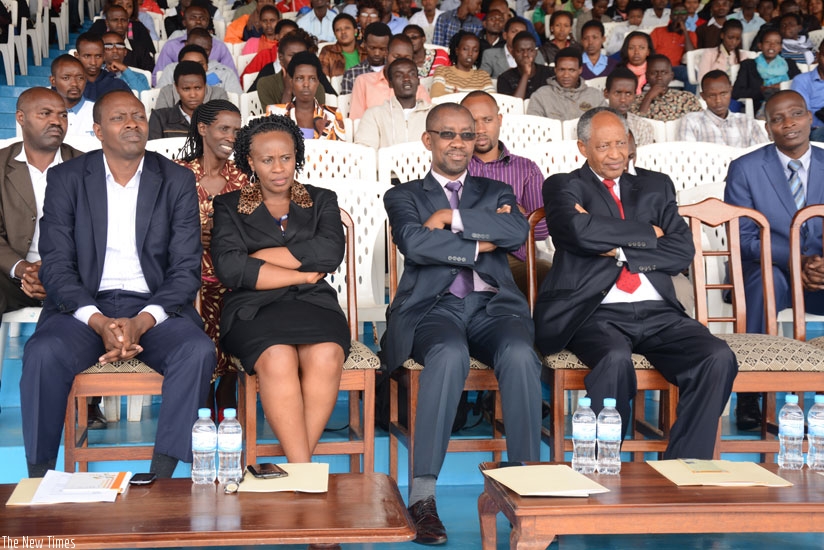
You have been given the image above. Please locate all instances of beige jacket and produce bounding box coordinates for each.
[355,97,434,150]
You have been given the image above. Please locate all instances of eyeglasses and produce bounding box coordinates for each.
[359,12,380,18]
[103,43,127,49]
[427,130,477,141]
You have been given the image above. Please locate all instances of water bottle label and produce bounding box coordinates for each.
[572,423,596,440]
[810,419,824,437]
[192,433,216,451]
[218,433,242,452]
[598,423,622,441]
[780,420,804,437]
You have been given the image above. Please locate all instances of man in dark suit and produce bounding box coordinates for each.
[534,107,737,460]
[725,90,824,430]
[20,90,216,478]
[382,103,542,545]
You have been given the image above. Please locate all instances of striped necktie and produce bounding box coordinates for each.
[788,159,805,211]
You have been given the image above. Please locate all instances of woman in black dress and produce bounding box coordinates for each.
[210,115,350,463]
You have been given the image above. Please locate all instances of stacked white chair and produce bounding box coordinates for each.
[500,114,562,151]
[377,141,431,187]
[301,141,377,184]
[635,141,739,193]
[522,140,587,179]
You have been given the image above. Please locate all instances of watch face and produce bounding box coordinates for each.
[224,481,240,494]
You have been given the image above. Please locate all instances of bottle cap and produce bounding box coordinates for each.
[603,398,617,408]
[197,408,211,418]
[785,394,799,404]
[223,408,237,419]
[816,395,824,404]
[578,397,591,407]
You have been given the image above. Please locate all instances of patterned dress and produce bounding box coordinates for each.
[176,158,248,381]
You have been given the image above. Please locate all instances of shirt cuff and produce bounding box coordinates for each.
[74,305,102,326]
[451,209,464,233]
[10,259,22,279]
[140,305,168,327]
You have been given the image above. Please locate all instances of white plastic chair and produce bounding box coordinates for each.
[562,117,579,140]
[145,136,186,159]
[214,18,226,39]
[809,29,824,52]
[24,3,44,67]
[149,10,165,40]
[0,18,14,85]
[336,93,351,118]
[499,114,562,152]
[330,74,343,94]
[301,141,377,184]
[140,87,161,117]
[585,76,607,92]
[521,140,587,179]
[741,30,758,50]
[635,141,739,193]
[377,141,431,187]
[240,91,265,123]
[242,70,259,92]
[0,307,43,386]
[432,92,525,114]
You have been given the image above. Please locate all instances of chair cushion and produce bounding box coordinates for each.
[80,358,155,374]
[402,357,491,371]
[542,350,654,370]
[808,336,824,351]
[718,333,824,372]
[343,340,381,370]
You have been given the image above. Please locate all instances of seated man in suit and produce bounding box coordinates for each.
[382,103,542,545]
[534,107,737,459]
[724,90,824,430]
[20,90,216,478]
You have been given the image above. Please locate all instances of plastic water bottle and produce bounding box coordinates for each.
[596,398,622,475]
[191,408,216,484]
[778,394,804,470]
[571,397,597,474]
[217,408,244,484]
[807,395,824,471]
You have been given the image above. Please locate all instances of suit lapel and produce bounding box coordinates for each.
[85,151,108,284]
[763,145,798,218]
[583,163,622,219]
[285,198,313,241]
[422,172,451,214]
[6,146,36,214]
[459,174,484,210]
[135,152,162,254]
[619,172,641,221]
[806,147,824,208]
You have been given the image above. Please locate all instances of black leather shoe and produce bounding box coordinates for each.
[735,394,762,431]
[87,404,107,430]
[408,496,447,545]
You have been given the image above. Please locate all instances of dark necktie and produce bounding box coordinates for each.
[445,180,473,298]
[602,178,641,294]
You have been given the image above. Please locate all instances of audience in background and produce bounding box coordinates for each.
[605,2,645,56]
[650,2,696,91]
[697,0,731,48]
[779,12,815,64]
[158,33,242,95]
[404,24,450,78]
[96,3,156,71]
[408,0,441,42]
[733,29,800,115]
[430,31,493,98]
[149,61,207,139]
[527,47,604,120]
[642,0,670,28]
[790,47,824,141]
[319,13,361,78]
[297,0,337,42]
[619,31,655,94]
[379,0,408,33]
[679,70,768,146]
[574,0,610,41]
[478,7,505,48]
[102,31,150,94]
[729,0,765,32]
[432,0,483,47]
[50,55,96,137]
[580,20,619,80]
[258,30,326,107]
[697,19,745,84]
[603,67,655,145]
[75,33,132,101]
[341,22,390,95]
[226,0,278,43]
[155,46,230,110]
[538,11,576,65]
[630,54,703,121]
[480,17,545,79]
[242,5,282,54]
[497,31,555,99]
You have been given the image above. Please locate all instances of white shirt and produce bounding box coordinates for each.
[74,155,168,326]
[641,8,670,29]
[776,144,813,201]
[10,147,63,277]
[66,97,96,137]
[504,45,517,69]
[297,8,337,42]
[430,170,497,294]
[589,169,665,304]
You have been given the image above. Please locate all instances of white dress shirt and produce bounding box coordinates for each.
[10,147,63,278]
[590,169,665,304]
[74,155,168,326]
[66,97,96,137]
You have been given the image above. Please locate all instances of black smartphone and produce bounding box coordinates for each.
[247,463,288,479]
[129,473,157,485]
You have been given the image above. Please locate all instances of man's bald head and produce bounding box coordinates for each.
[17,87,65,112]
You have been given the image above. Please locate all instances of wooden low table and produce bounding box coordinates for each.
[478,462,824,550]
[1,472,415,548]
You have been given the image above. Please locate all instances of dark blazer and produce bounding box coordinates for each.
[731,57,801,111]
[210,184,346,339]
[38,150,202,324]
[724,144,824,270]
[381,172,534,372]
[533,163,694,355]
[0,142,82,276]
[148,105,191,140]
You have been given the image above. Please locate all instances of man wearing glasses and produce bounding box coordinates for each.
[102,32,150,95]
[382,103,542,546]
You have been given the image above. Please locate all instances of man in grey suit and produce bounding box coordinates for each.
[0,88,82,318]
[479,16,546,78]
[382,103,542,545]
[725,90,824,430]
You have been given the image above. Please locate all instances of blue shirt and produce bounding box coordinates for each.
[583,53,608,76]
[791,69,824,127]
[432,9,483,47]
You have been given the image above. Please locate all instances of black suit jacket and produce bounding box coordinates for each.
[38,150,202,325]
[381,172,533,372]
[533,163,694,355]
[210,184,346,339]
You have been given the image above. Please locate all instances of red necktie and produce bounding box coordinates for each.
[602,179,641,294]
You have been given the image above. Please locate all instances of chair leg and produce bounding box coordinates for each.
[64,386,77,473]
[551,371,566,462]
[407,371,420,495]
[239,374,258,467]
[348,389,360,472]
[362,370,375,473]
[714,417,722,460]
[492,390,503,463]
[388,374,399,482]
[77,395,89,472]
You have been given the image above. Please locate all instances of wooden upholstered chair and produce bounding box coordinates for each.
[236,208,381,472]
[526,208,678,462]
[387,238,506,486]
[679,198,824,460]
